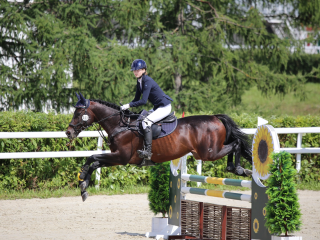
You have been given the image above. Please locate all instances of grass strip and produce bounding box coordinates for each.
[0,184,150,200]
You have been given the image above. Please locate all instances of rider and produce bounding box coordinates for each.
[120,59,173,161]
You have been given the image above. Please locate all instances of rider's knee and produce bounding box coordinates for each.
[142,120,152,129]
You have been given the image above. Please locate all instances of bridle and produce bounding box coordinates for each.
[69,104,143,144]
[68,107,93,136]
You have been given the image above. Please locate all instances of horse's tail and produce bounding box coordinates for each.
[215,114,252,164]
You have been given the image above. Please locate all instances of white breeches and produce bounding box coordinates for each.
[142,104,172,129]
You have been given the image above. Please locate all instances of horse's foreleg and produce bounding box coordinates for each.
[79,161,100,191]
[80,161,114,202]
[78,152,127,202]
[79,161,103,202]
[78,154,112,185]
[78,156,96,182]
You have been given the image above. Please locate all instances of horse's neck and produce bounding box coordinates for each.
[92,104,120,134]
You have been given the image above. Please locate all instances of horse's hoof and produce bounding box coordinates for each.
[81,191,89,202]
[80,181,87,192]
[244,169,252,176]
[226,166,235,172]
[235,166,245,176]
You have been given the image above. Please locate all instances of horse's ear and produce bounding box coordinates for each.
[78,92,90,108]
[75,92,80,101]
[79,92,86,103]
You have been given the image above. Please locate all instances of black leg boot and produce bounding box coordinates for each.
[137,126,155,166]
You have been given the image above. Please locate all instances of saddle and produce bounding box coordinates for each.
[137,110,178,139]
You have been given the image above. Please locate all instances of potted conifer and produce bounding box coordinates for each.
[147,162,170,236]
[265,151,302,240]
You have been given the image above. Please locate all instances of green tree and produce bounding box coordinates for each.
[1,0,319,113]
[0,0,144,111]
[265,151,302,236]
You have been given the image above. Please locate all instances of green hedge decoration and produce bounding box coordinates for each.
[265,151,302,236]
[148,162,170,217]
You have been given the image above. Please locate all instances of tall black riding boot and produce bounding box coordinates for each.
[137,126,153,160]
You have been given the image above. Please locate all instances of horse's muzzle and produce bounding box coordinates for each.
[65,130,76,140]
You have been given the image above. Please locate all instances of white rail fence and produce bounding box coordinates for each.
[0,131,110,187]
[0,127,320,186]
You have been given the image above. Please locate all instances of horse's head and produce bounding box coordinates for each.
[66,92,95,140]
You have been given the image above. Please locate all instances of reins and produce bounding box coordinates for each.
[69,105,143,146]
[69,109,140,145]
[94,110,143,145]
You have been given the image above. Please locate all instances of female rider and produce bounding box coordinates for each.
[120,59,173,163]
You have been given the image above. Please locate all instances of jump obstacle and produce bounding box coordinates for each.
[181,174,252,203]
[153,124,280,240]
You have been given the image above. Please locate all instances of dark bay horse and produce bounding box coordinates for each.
[66,94,252,201]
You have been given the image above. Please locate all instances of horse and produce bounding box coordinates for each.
[66,93,252,201]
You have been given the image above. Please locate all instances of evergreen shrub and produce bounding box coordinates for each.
[148,162,170,217]
[265,151,302,236]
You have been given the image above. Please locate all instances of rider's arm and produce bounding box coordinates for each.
[131,84,141,103]
[129,79,151,108]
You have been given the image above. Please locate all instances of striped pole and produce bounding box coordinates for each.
[182,174,252,189]
[181,187,251,203]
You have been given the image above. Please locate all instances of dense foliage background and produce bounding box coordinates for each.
[1,0,320,113]
[0,111,319,191]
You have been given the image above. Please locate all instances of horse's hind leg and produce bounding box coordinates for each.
[233,139,250,177]
[226,153,235,173]
[210,139,251,177]
[234,141,252,177]
[228,139,252,177]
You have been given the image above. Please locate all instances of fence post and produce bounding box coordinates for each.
[181,154,188,200]
[95,136,103,189]
[196,160,202,187]
[296,133,302,172]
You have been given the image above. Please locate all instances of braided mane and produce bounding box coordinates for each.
[90,99,135,115]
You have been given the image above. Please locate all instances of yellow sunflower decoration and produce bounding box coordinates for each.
[252,125,280,185]
[252,125,274,177]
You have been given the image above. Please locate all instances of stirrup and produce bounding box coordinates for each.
[137,149,153,160]
[137,158,156,167]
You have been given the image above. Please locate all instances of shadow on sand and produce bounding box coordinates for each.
[116,231,146,237]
